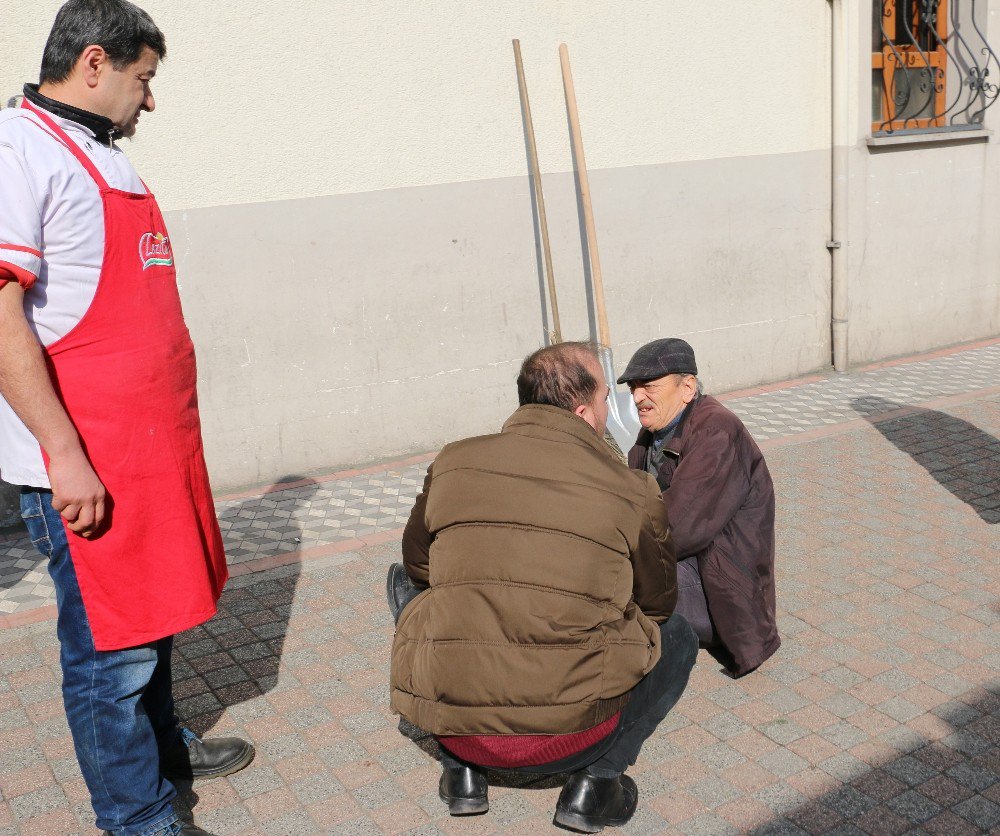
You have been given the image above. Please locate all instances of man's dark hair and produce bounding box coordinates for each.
[39,0,166,84]
[517,341,601,411]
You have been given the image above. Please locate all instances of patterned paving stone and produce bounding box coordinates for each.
[0,341,996,620]
[0,345,998,834]
[727,343,1000,438]
[0,464,431,617]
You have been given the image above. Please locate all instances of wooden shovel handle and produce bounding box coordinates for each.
[559,43,610,347]
[513,39,561,344]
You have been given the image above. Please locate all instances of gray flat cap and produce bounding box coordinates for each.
[617,338,698,384]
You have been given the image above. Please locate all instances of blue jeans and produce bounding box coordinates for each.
[20,489,182,835]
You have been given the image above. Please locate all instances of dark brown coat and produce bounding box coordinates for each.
[391,404,677,736]
[628,395,779,676]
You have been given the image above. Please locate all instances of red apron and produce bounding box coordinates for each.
[24,101,228,650]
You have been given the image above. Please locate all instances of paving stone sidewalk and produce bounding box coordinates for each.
[0,341,997,835]
[2,342,997,618]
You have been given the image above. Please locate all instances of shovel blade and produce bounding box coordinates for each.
[606,390,641,455]
[597,347,641,455]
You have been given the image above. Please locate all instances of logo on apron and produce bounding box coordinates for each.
[139,232,173,270]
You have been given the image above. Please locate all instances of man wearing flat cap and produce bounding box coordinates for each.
[618,338,779,676]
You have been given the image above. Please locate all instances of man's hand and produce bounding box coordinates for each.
[48,452,106,537]
[0,282,106,538]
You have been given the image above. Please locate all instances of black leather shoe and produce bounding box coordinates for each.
[104,824,216,835]
[386,562,424,622]
[439,763,489,815]
[553,771,638,833]
[160,733,255,781]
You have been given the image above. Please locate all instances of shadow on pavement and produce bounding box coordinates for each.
[852,396,1000,524]
[0,492,47,594]
[752,687,999,834]
[170,476,319,735]
[0,534,39,592]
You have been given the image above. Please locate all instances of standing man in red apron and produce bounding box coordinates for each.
[0,2,253,834]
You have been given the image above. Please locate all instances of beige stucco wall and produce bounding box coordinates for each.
[0,1,834,490]
[2,1,829,211]
[2,1,998,494]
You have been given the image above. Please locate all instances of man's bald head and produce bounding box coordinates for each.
[516,341,601,412]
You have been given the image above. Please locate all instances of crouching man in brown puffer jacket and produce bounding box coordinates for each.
[386,341,698,833]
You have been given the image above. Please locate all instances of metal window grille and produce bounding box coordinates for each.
[872,0,1000,134]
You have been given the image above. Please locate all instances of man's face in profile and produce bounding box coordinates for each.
[583,355,610,437]
[628,374,696,432]
[97,45,158,137]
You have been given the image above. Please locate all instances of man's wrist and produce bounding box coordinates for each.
[42,435,86,461]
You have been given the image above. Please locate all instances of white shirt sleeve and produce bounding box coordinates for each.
[0,141,43,286]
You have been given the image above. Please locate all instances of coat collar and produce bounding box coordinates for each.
[502,404,620,461]
[22,84,119,145]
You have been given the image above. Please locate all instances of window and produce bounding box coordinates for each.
[872,0,1000,134]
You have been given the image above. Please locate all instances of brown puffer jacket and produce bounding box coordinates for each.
[628,394,779,676]
[390,404,677,736]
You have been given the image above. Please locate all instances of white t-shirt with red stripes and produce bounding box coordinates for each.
[0,103,147,488]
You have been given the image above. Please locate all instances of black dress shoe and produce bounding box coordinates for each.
[386,563,425,622]
[439,763,489,815]
[553,771,638,833]
[160,733,255,781]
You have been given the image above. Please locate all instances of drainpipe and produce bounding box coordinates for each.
[829,0,849,371]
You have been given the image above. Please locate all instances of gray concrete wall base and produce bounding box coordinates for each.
[8,141,996,498]
[170,149,831,490]
[846,139,1000,364]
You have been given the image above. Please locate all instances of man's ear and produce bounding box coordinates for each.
[77,45,109,89]
[681,375,698,404]
[574,401,599,433]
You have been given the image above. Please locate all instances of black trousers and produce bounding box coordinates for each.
[674,556,719,646]
[438,613,697,778]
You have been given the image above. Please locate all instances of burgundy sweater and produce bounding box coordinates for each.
[437,712,620,768]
